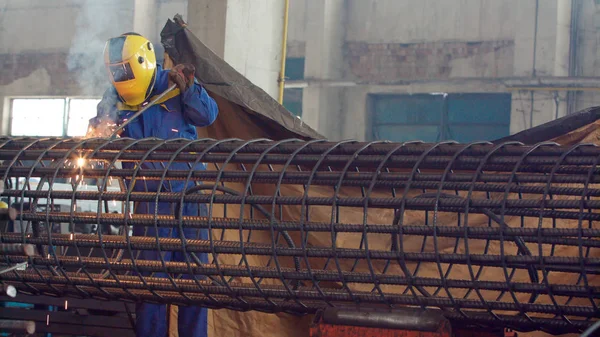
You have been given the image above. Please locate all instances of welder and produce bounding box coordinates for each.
[89,32,218,337]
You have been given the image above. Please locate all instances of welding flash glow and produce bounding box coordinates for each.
[69,233,74,240]
[76,157,86,168]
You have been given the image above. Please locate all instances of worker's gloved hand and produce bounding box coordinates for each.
[168,64,196,93]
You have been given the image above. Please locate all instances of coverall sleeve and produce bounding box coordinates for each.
[181,82,219,127]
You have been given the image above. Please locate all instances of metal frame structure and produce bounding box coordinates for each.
[0,137,599,336]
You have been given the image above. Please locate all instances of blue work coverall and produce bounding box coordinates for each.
[93,64,219,337]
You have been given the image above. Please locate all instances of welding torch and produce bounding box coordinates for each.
[109,84,178,139]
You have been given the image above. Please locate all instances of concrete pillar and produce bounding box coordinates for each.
[554,0,572,77]
[187,0,285,99]
[513,0,538,77]
[511,0,560,134]
[133,0,158,41]
[301,0,345,138]
[554,0,572,118]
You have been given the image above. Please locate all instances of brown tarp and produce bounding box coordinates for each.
[160,15,323,142]
[159,16,600,337]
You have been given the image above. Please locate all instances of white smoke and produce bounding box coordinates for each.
[67,0,134,96]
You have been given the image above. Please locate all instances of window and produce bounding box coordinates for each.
[10,98,101,137]
[283,89,303,117]
[282,57,305,117]
[370,93,512,143]
[66,99,101,137]
[285,58,305,81]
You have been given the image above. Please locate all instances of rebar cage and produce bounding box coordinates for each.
[0,136,599,335]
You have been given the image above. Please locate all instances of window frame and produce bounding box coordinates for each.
[282,57,306,117]
[8,96,101,137]
[368,92,512,143]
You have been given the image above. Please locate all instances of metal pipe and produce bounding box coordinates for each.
[6,167,600,196]
[278,0,290,104]
[2,272,596,317]
[320,307,446,332]
[0,320,35,335]
[0,244,35,256]
[1,284,16,298]
[2,233,598,270]
[5,150,600,174]
[5,137,600,155]
[6,213,600,242]
[2,255,598,299]
[8,283,595,334]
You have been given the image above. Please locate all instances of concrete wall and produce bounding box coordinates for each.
[157,0,188,35]
[0,0,132,92]
[0,0,187,134]
[186,0,285,99]
[0,0,133,133]
[285,0,600,141]
[287,0,306,58]
[1,0,600,141]
[572,0,600,113]
[346,0,518,42]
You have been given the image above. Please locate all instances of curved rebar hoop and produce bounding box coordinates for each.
[0,137,599,334]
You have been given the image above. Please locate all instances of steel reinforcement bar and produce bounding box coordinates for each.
[0,137,599,335]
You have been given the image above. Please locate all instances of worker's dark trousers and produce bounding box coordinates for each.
[132,200,209,337]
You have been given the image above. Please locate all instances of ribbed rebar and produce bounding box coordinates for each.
[1,137,599,335]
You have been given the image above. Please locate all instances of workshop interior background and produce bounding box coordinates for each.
[0,0,597,143]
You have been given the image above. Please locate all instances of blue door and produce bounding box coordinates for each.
[371,93,511,143]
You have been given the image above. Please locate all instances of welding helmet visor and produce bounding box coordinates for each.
[103,33,157,106]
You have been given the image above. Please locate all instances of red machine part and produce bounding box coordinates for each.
[310,324,514,337]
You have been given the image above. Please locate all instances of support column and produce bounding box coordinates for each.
[133,0,158,41]
[510,0,560,134]
[554,0,572,76]
[554,0,572,118]
[301,0,345,138]
[187,0,285,99]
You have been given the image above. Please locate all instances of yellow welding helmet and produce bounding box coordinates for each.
[103,32,157,106]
